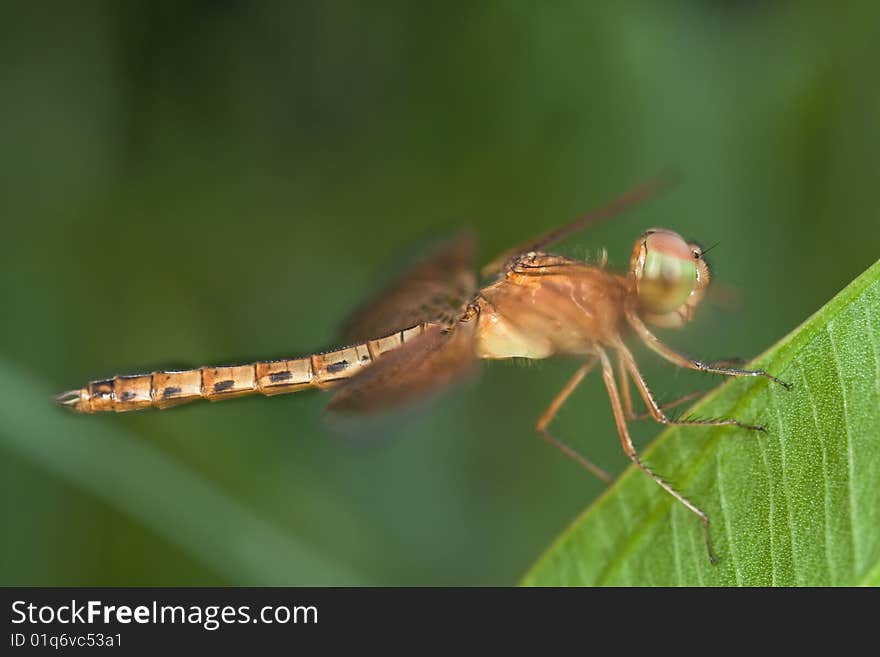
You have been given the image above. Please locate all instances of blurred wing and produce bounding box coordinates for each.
[707,279,743,311]
[480,173,677,278]
[328,320,477,414]
[342,232,477,343]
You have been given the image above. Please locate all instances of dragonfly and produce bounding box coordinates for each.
[57,176,789,562]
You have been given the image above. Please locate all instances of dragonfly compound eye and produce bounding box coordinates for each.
[636,230,697,315]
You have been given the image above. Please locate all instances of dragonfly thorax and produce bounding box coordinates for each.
[473,254,629,360]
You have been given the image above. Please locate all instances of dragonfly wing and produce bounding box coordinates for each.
[341,232,477,342]
[328,320,477,414]
[481,174,676,278]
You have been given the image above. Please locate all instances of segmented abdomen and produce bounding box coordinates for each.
[58,324,429,413]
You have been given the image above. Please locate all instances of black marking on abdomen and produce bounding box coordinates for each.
[269,371,292,383]
[119,390,137,402]
[162,386,182,398]
[327,360,349,374]
[92,380,115,399]
[213,379,235,393]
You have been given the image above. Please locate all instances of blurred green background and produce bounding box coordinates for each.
[2,1,878,585]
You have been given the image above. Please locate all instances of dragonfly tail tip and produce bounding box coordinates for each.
[55,389,86,412]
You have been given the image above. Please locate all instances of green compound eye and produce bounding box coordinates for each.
[637,231,697,315]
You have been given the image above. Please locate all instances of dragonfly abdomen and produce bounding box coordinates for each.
[56,323,430,413]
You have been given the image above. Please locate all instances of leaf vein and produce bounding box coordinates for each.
[756,439,777,586]
[866,302,880,400]
[670,503,684,586]
[800,368,834,583]
[686,518,706,587]
[827,321,860,575]
[715,449,742,586]
[774,395,798,584]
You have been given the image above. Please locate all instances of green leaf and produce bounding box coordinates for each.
[522,258,880,586]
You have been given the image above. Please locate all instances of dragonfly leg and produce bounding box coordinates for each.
[597,347,717,564]
[617,344,766,432]
[625,308,791,389]
[616,353,705,421]
[535,357,612,484]
[617,354,636,419]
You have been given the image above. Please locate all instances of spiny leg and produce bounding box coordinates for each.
[597,347,717,564]
[625,308,791,389]
[616,354,705,421]
[535,357,612,484]
[617,344,766,432]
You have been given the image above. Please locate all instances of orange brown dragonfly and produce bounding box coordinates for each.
[57,176,789,562]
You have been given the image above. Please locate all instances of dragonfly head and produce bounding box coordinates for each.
[630,228,710,328]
